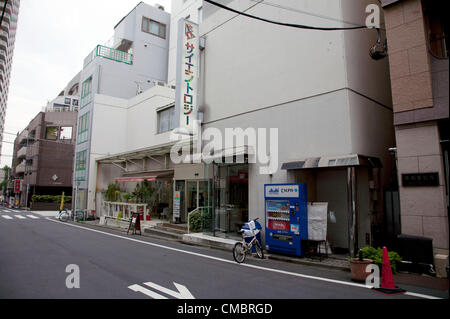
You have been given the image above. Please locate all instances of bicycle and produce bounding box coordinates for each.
[57,208,70,222]
[233,218,264,263]
[57,209,85,222]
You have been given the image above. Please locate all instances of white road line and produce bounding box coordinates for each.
[1,215,13,219]
[14,215,26,219]
[46,218,442,299]
[26,215,40,219]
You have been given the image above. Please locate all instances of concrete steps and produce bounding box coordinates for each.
[143,223,187,240]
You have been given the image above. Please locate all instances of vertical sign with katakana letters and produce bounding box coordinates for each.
[175,19,200,134]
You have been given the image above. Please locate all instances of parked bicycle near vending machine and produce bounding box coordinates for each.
[233,218,264,263]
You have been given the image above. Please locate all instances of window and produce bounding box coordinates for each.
[45,127,58,140]
[72,99,79,106]
[77,112,89,144]
[75,150,87,181]
[423,0,449,58]
[64,98,71,105]
[157,106,175,133]
[53,103,70,112]
[142,16,166,39]
[60,127,73,140]
[81,77,93,108]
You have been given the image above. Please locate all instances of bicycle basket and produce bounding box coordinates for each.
[242,229,256,238]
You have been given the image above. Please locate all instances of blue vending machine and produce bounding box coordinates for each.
[264,183,308,256]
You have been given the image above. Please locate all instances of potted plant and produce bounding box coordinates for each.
[360,246,402,274]
[349,249,373,282]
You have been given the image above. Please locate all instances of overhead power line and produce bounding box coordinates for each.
[204,0,368,31]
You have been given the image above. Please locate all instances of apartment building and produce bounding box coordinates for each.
[10,72,80,208]
[74,2,171,212]
[381,0,449,276]
[44,71,81,113]
[11,111,78,208]
[0,0,20,157]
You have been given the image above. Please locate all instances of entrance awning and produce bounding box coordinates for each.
[115,176,157,183]
[114,171,174,183]
[281,154,382,170]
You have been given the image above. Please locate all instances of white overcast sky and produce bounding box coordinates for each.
[1,0,172,167]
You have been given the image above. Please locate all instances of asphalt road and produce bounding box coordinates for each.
[0,206,447,300]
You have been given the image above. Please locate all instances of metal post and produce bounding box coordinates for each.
[347,167,358,258]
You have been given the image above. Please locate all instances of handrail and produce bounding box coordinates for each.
[102,201,149,222]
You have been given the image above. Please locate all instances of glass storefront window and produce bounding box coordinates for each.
[212,164,249,237]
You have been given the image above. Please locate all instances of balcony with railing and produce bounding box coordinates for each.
[17,146,27,159]
[83,44,133,69]
[15,162,25,174]
[0,30,8,41]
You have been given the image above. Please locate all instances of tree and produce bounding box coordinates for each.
[0,165,10,195]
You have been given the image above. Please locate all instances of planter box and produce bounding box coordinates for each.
[30,202,72,211]
[349,259,373,282]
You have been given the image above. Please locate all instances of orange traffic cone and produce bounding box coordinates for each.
[373,246,406,294]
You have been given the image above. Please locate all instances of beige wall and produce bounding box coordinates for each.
[396,121,448,251]
[384,0,434,113]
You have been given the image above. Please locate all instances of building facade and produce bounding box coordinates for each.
[381,0,449,276]
[89,0,399,259]
[11,110,78,208]
[74,2,171,212]
[195,0,395,255]
[0,0,20,156]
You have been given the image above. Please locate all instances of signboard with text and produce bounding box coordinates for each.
[14,179,23,193]
[173,191,181,220]
[174,19,200,134]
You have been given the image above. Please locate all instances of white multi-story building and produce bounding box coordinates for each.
[92,0,396,257]
[0,0,20,156]
[73,2,171,211]
[44,72,81,113]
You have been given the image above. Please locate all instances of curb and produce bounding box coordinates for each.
[79,220,351,272]
[266,254,350,272]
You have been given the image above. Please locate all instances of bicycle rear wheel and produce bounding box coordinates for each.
[233,242,246,263]
[255,241,264,259]
[59,210,69,222]
[74,210,85,221]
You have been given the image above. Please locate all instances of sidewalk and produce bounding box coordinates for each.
[40,213,448,293]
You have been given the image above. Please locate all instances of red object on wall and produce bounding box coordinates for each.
[14,179,22,193]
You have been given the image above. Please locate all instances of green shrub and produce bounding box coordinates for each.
[105,182,121,202]
[188,209,202,233]
[31,195,72,203]
[360,246,402,273]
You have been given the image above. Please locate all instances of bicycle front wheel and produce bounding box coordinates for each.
[233,242,246,263]
[255,241,264,259]
[59,210,69,222]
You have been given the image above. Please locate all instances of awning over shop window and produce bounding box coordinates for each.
[114,171,174,183]
[281,154,382,170]
[115,176,156,183]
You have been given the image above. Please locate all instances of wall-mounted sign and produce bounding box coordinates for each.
[402,173,439,187]
[264,184,300,198]
[173,191,181,220]
[175,19,200,134]
[14,179,23,193]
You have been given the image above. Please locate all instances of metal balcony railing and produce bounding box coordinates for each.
[83,44,133,68]
[0,30,8,41]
